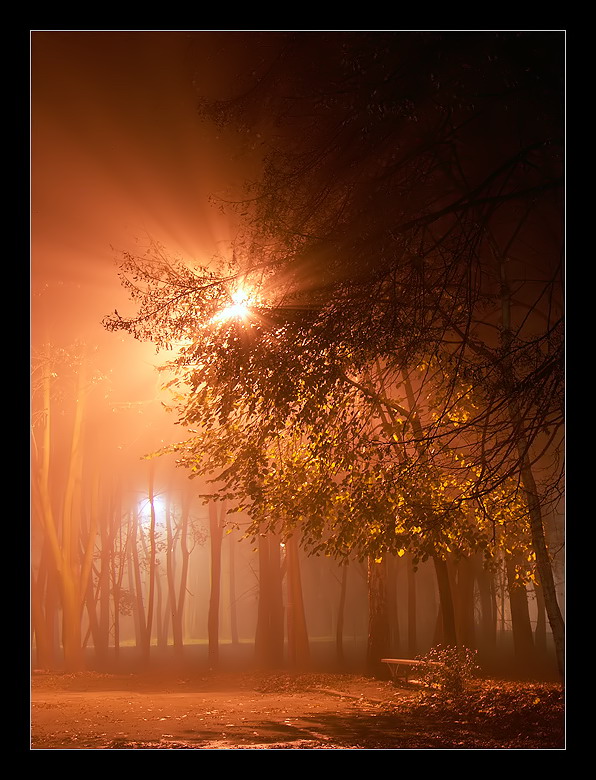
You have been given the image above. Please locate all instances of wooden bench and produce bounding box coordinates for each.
[381,658,443,683]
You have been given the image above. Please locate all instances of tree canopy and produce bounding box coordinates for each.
[104,31,564,671]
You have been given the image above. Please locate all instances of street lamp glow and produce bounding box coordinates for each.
[212,289,253,322]
[138,493,167,527]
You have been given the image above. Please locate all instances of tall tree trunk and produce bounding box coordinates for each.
[228,529,239,646]
[83,567,101,651]
[208,500,225,668]
[131,505,148,654]
[474,555,497,655]
[143,464,158,664]
[534,581,547,655]
[165,495,177,647]
[455,556,476,649]
[269,535,285,664]
[112,583,121,660]
[31,538,59,670]
[156,571,169,650]
[433,555,457,646]
[286,535,310,669]
[97,500,112,664]
[366,556,390,677]
[175,493,192,654]
[407,555,418,656]
[59,367,86,672]
[516,451,564,675]
[335,562,348,666]
[255,534,284,667]
[31,564,54,669]
[386,555,400,655]
[499,249,564,678]
[505,554,535,666]
[44,553,60,667]
[61,574,84,672]
[111,500,128,662]
[254,535,270,666]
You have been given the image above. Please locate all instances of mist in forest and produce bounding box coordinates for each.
[30,31,563,681]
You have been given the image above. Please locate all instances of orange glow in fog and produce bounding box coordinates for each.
[212,289,253,322]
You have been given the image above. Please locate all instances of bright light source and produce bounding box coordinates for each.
[212,288,254,322]
[138,494,167,527]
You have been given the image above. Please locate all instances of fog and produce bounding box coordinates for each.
[30,31,561,680]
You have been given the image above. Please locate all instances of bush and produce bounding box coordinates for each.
[417,645,479,696]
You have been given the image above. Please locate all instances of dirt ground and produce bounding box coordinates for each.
[30,668,565,750]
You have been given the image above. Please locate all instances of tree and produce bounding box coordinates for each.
[207,499,225,667]
[285,535,310,668]
[165,489,196,657]
[31,345,101,672]
[197,31,565,674]
[254,532,284,667]
[104,31,564,674]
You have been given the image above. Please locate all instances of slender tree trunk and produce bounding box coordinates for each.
[456,556,476,649]
[366,556,391,677]
[208,500,224,668]
[254,535,270,666]
[269,535,285,664]
[228,530,239,646]
[131,505,148,654]
[534,581,547,655]
[143,464,158,664]
[336,563,348,666]
[31,537,60,669]
[474,555,497,655]
[59,367,87,672]
[433,602,443,646]
[491,569,500,647]
[83,567,101,652]
[126,519,140,648]
[407,555,418,656]
[498,560,507,640]
[112,583,121,660]
[386,555,400,655]
[45,554,60,667]
[61,574,84,672]
[97,504,111,664]
[499,250,564,678]
[286,535,310,669]
[33,363,61,669]
[433,555,457,646]
[156,571,169,650]
[31,563,54,669]
[505,554,535,666]
[175,494,192,654]
[111,500,128,662]
[516,452,564,675]
[166,495,185,656]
